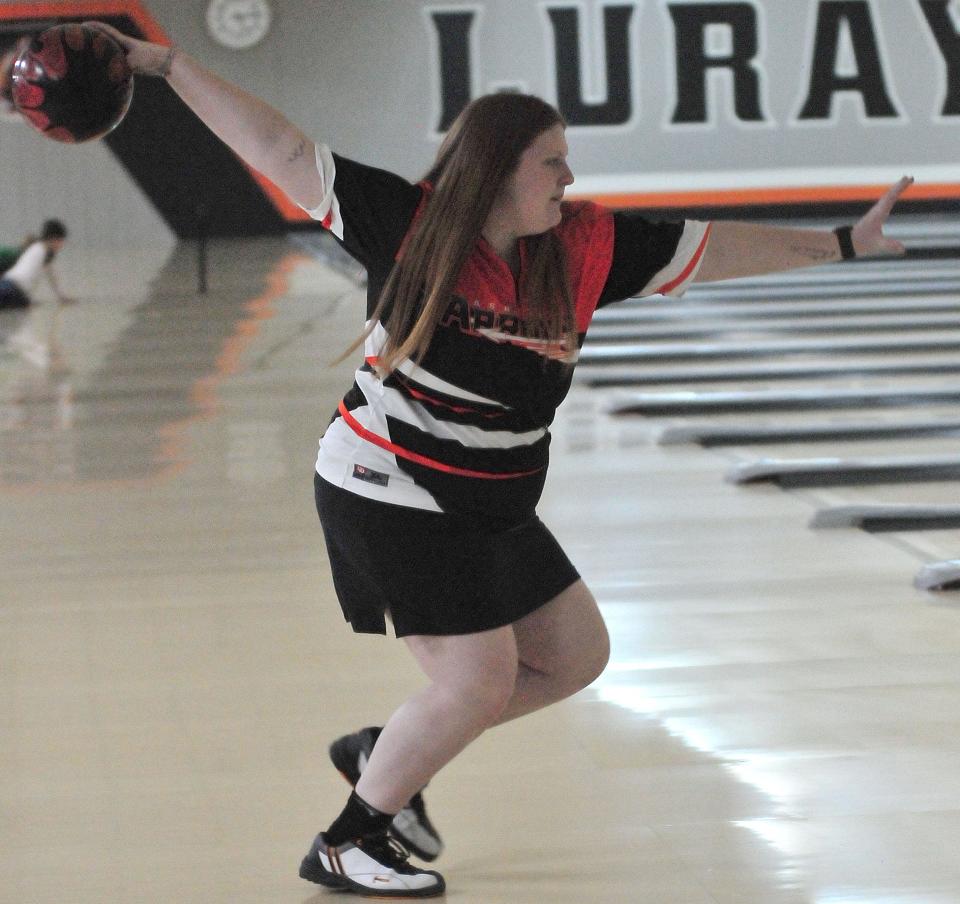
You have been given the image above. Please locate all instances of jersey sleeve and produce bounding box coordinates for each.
[597,211,712,308]
[299,143,423,273]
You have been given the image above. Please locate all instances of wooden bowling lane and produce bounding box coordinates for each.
[581,331,960,366]
[799,480,960,591]
[544,387,960,904]
[581,248,960,590]
[596,253,960,304]
[596,294,960,324]
[652,412,960,447]
[0,237,807,904]
[6,232,960,904]
[612,382,960,416]
[897,529,960,591]
[812,504,960,532]
[2,239,377,904]
[541,237,960,898]
[587,312,960,345]
[915,556,960,590]
[583,255,960,369]
[585,356,960,390]
[550,241,960,892]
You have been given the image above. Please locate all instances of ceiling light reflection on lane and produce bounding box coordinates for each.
[816,892,959,904]
[595,680,805,818]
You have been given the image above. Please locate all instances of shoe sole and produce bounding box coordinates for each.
[299,848,446,898]
[329,730,372,786]
[299,851,347,889]
[385,808,442,863]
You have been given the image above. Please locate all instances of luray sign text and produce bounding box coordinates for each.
[430,1,960,128]
[428,0,960,208]
[1,1,953,226]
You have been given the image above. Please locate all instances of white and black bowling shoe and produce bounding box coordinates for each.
[329,726,445,862]
[299,831,445,897]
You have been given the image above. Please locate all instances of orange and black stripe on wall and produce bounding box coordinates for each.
[0,0,312,238]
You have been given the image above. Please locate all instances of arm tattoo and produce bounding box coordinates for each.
[286,138,307,164]
[789,243,835,262]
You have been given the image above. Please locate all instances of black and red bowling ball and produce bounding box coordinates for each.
[11,24,133,143]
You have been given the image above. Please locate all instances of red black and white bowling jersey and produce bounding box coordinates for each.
[302,144,711,526]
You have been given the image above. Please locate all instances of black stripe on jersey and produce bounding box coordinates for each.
[393,458,549,526]
[338,383,368,415]
[385,415,550,475]
[383,372,522,431]
[417,324,578,429]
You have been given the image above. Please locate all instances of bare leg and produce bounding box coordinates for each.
[497,579,610,724]
[352,580,608,813]
[354,625,518,814]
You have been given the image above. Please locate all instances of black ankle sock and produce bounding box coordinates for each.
[325,790,394,844]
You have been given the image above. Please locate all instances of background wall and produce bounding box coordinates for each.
[1,0,959,248]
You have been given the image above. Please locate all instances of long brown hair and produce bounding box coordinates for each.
[345,93,577,371]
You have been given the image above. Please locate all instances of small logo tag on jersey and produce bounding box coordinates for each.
[353,464,389,487]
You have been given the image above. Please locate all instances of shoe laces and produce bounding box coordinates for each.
[357,833,420,873]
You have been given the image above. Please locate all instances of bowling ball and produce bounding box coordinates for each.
[11,24,133,143]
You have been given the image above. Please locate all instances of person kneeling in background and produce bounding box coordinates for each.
[0,219,75,309]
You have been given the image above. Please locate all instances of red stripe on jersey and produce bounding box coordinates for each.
[338,401,542,480]
[654,223,712,295]
[366,356,503,417]
[401,382,503,418]
[403,383,489,417]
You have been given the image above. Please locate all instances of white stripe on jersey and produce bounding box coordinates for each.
[638,220,710,297]
[298,143,345,241]
[316,321,549,510]
[473,329,579,363]
[365,321,510,409]
[354,370,547,450]
[316,412,443,510]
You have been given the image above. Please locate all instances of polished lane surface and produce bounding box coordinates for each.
[4,239,960,904]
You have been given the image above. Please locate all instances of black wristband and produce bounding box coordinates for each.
[834,225,856,261]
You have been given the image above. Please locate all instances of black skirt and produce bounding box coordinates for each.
[314,472,580,637]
